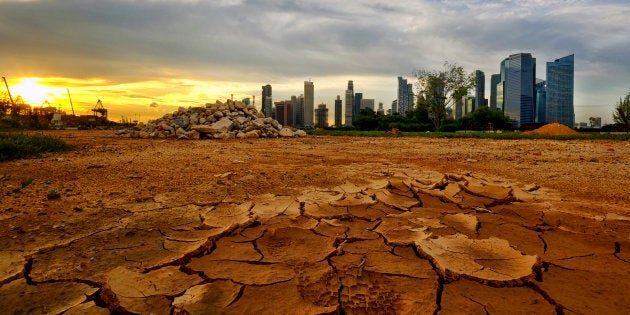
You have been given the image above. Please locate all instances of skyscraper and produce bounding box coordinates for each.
[315,104,328,129]
[274,100,293,127]
[261,84,272,118]
[360,98,375,111]
[391,100,398,114]
[490,74,501,110]
[502,53,536,127]
[345,80,354,126]
[546,54,574,127]
[304,81,314,128]
[292,95,304,128]
[334,95,342,128]
[353,92,363,118]
[397,77,412,114]
[535,80,546,124]
[475,70,485,109]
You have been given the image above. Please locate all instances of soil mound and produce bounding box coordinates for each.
[524,123,578,136]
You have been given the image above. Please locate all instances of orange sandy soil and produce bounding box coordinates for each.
[1,130,630,314]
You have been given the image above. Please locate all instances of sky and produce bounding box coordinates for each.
[1,0,629,124]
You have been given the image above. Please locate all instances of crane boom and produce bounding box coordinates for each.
[66,88,75,115]
[2,77,15,107]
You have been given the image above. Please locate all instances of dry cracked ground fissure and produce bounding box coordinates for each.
[1,132,630,314]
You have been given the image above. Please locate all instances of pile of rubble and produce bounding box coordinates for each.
[117,100,306,139]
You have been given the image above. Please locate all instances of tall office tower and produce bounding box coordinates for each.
[455,97,464,119]
[407,83,414,110]
[397,77,411,114]
[304,80,314,127]
[475,70,485,109]
[464,96,475,116]
[262,84,272,118]
[354,93,363,117]
[502,53,536,127]
[490,74,501,110]
[361,99,375,111]
[546,54,574,127]
[315,104,329,129]
[292,95,304,128]
[274,100,293,127]
[345,80,354,126]
[535,80,547,123]
[377,102,384,115]
[334,95,342,128]
[391,100,398,114]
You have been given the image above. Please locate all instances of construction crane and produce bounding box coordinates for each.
[66,88,75,116]
[2,76,15,107]
[92,99,108,119]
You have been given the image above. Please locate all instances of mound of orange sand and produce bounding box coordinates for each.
[524,123,578,136]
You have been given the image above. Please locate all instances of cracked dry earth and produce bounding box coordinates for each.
[1,131,630,314]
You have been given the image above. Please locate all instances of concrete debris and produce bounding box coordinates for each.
[116,99,306,139]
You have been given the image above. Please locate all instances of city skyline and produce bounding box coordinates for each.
[1,1,629,124]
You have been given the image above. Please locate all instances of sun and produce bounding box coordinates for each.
[9,78,56,106]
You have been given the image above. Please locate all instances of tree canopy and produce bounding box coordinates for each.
[414,62,475,130]
[613,92,630,132]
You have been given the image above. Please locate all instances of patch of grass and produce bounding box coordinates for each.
[12,177,34,193]
[0,133,75,161]
[306,129,630,140]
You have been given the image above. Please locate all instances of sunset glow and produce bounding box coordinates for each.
[8,78,64,107]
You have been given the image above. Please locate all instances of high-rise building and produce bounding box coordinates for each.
[377,102,384,115]
[455,97,464,119]
[490,74,501,110]
[334,95,342,128]
[535,80,546,124]
[274,100,293,127]
[315,104,328,129]
[502,53,536,127]
[475,70,485,109]
[464,96,475,116]
[354,93,363,117]
[360,98,375,111]
[292,95,304,128]
[397,77,412,114]
[262,84,272,118]
[345,80,354,126]
[304,81,314,128]
[546,54,574,127]
[407,83,414,111]
[391,100,398,114]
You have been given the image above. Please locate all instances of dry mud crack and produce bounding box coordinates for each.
[2,166,630,314]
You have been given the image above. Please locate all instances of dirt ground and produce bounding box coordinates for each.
[1,130,629,314]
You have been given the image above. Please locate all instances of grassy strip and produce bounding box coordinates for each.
[0,133,75,161]
[306,129,630,140]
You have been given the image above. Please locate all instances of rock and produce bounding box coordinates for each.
[245,130,260,138]
[295,130,307,137]
[47,190,61,200]
[279,128,295,137]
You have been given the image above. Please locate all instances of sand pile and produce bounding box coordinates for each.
[524,123,578,136]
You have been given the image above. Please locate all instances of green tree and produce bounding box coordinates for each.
[613,92,630,132]
[415,62,475,130]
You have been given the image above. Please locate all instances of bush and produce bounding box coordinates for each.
[0,133,75,161]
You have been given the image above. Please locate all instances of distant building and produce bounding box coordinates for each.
[241,98,250,106]
[408,83,415,110]
[353,93,363,118]
[262,84,272,118]
[304,81,314,128]
[391,100,398,114]
[274,100,293,127]
[464,96,475,116]
[589,117,602,128]
[475,70,485,109]
[502,53,536,127]
[334,95,342,128]
[397,77,412,115]
[535,80,546,123]
[361,98,375,111]
[315,104,328,129]
[292,95,304,128]
[345,80,354,126]
[455,97,464,119]
[490,74,501,110]
[377,102,384,115]
[546,54,574,127]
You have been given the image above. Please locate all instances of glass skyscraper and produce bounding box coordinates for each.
[545,54,574,127]
[345,80,354,126]
[535,80,546,124]
[304,81,314,128]
[475,70,485,109]
[490,74,501,110]
[502,53,536,127]
[397,76,412,115]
